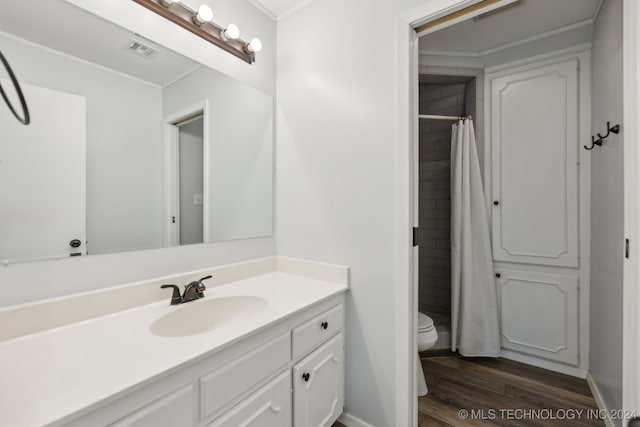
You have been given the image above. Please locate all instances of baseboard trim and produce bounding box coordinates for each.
[586,373,617,427]
[338,412,375,427]
[500,350,588,378]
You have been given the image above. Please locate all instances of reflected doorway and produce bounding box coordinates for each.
[164,101,209,247]
[176,114,204,245]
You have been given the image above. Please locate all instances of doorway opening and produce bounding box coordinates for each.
[164,101,209,247]
[405,0,611,425]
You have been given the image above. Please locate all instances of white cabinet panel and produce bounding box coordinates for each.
[200,332,290,420]
[207,371,292,427]
[109,385,193,427]
[497,269,578,364]
[293,333,343,427]
[490,59,579,267]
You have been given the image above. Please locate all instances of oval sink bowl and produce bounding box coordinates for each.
[150,296,268,338]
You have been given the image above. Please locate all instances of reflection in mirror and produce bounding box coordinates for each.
[0,0,273,264]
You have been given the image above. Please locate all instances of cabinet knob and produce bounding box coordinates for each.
[302,372,310,382]
[495,273,501,278]
[493,200,500,206]
[321,321,328,330]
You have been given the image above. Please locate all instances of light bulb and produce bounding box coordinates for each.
[194,4,213,25]
[246,38,262,53]
[160,0,179,6]
[221,24,240,41]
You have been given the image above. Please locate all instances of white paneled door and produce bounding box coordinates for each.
[0,80,86,262]
[496,269,579,365]
[490,59,579,268]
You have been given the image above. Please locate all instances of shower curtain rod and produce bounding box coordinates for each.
[419,114,471,121]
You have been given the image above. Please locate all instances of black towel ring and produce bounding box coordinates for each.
[0,50,30,125]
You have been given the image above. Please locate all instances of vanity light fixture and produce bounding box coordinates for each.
[220,24,240,41]
[193,4,213,25]
[246,37,262,53]
[132,0,261,64]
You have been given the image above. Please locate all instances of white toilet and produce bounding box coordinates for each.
[416,312,438,396]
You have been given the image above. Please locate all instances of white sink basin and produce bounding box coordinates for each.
[150,296,268,337]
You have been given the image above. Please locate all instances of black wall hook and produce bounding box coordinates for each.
[585,121,620,150]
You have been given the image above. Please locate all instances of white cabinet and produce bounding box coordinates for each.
[64,297,345,427]
[293,334,344,427]
[496,269,578,364]
[490,59,579,268]
[486,51,590,373]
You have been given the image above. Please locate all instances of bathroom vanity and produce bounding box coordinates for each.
[0,257,348,427]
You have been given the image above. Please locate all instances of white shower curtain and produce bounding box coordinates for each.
[450,118,500,357]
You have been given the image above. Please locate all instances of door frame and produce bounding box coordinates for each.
[163,100,210,246]
[395,2,521,426]
[623,0,640,419]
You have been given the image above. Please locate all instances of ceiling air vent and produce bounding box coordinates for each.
[125,38,159,59]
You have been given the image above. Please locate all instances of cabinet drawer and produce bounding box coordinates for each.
[292,304,343,360]
[200,332,290,420]
[206,371,292,427]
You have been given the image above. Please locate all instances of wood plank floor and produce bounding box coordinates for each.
[419,356,605,426]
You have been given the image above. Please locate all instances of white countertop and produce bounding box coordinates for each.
[0,268,348,427]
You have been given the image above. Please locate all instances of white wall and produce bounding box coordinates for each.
[276,0,436,425]
[0,32,165,256]
[0,0,276,307]
[590,0,624,419]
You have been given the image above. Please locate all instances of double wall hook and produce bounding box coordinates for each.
[585,121,620,150]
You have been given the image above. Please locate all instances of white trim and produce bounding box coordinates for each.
[419,18,593,58]
[592,0,606,22]
[246,0,277,21]
[338,412,375,427]
[500,349,588,379]
[161,64,202,89]
[163,101,210,246]
[247,0,318,21]
[623,0,640,418]
[586,373,616,427]
[484,43,591,73]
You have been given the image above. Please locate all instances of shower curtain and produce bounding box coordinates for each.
[450,118,500,357]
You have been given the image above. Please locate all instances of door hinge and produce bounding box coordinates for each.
[413,227,419,247]
[626,238,630,259]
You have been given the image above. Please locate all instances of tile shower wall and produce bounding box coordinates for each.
[418,81,467,316]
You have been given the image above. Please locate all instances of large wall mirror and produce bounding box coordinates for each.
[0,0,273,264]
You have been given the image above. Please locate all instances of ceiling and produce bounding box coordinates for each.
[419,0,602,54]
[0,0,200,87]
[249,0,316,20]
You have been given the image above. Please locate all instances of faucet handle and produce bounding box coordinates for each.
[161,284,182,305]
[200,275,212,282]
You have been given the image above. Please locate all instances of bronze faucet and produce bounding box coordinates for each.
[161,275,212,305]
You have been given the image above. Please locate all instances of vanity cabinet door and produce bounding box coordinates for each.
[293,333,344,427]
[206,371,291,427]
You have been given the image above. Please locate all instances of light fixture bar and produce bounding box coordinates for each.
[132,0,255,64]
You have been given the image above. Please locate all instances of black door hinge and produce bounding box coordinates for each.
[626,238,630,259]
[413,227,419,247]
